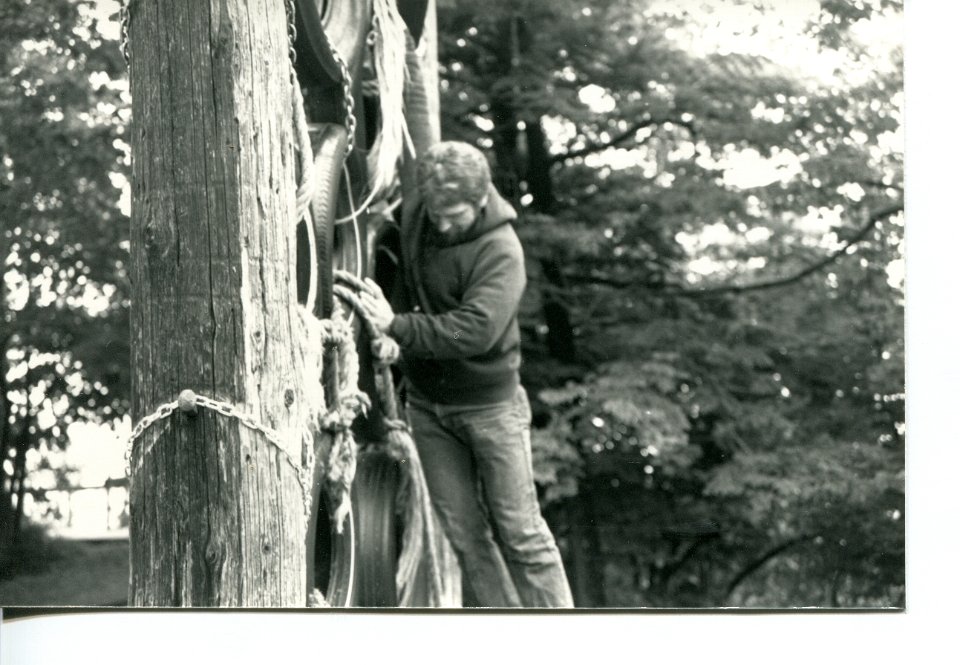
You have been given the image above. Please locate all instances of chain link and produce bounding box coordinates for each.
[124,399,177,474]
[126,392,292,482]
[284,0,299,83]
[281,0,356,161]
[119,0,131,66]
[330,45,358,158]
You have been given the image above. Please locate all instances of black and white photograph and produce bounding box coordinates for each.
[1,0,906,615]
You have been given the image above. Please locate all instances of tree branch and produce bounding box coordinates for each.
[562,201,903,297]
[858,179,903,192]
[724,534,819,601]
[679,201,903,297]
[550,116,696,165]
[658,532,720,584]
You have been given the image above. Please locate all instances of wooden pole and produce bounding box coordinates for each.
[128,0,310,606]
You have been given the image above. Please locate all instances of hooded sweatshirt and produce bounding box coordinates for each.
[389,185,525,405]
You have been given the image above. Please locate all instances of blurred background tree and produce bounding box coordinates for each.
[434,0,903,607]
[1,0,129,572]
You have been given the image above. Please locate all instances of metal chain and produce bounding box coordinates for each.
[125,376,367,521]
[126,392,293,479]
[284,0,299,83]
[330,45,358,158]
[119,0,131,66]
[124,398,178,474]
[193,394,286,449]
[280,0,355,160]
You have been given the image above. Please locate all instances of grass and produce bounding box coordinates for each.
[0,533,128,607]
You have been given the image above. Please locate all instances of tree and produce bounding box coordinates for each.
[435,0,904,607]
[1,0,128,564]
[124,0,325,606]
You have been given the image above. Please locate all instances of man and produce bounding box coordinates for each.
[358,141,574,608]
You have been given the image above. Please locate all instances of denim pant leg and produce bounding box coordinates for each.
[456,388,575,608]
[407,399,522,608]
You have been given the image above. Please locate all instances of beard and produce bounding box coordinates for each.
[429,223,470,246]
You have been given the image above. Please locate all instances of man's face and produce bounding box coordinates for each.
[427,199,481,241]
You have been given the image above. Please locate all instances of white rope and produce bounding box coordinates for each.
[367,0,414,199]
[342,162,365,284]
[331,0,410,227]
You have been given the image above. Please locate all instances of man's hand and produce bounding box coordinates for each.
[357,277,395,335]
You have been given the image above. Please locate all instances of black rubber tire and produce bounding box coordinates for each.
[294,0,371,88]
[397,0,430,45]
[305,433,355,607]
[294,0,432,83]
[351,449,402,607]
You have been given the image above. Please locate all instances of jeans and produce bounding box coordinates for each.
[407,386,575,608]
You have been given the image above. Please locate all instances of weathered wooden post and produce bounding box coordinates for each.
[126,0,314,606]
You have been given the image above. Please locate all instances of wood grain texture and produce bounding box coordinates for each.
[128,0,310,607]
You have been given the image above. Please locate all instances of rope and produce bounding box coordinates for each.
[124,308,369,526]
[283,4,368,533]
[317,307,371,532]
[293,82,317,226]
[366,0,415,203]
[332,271,445,606]
[307,588,330,608]
[340,162,365,330]
[332,1,410,227]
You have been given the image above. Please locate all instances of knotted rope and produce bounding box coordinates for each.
[124,307,367,524]
[332,270,445,607]
[316,306,371,531]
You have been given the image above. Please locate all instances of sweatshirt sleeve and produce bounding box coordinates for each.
[388,231,525,360]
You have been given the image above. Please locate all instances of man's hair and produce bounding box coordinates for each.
[416,141,491,209]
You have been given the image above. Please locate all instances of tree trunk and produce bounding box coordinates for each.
[521,110,576,367]
[566,501,592,607]
[10,430,27,543]
[0,337,14,549]
[128,0,312,607]
[567,494,605,607]
[524,118,555,214]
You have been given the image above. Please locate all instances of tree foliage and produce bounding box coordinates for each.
[436,0,904,607]
[1,0,129,555]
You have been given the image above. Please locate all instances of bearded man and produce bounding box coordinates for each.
[358,141,574,608]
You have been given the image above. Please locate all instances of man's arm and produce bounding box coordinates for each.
[388,233,525,360]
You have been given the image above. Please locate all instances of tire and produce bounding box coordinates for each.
[294,0,371,88]
[293,0,432,83]
[351,449,402,607]
[305,434,355,607]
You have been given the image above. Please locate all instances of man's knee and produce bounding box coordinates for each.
[430,500,496,552]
